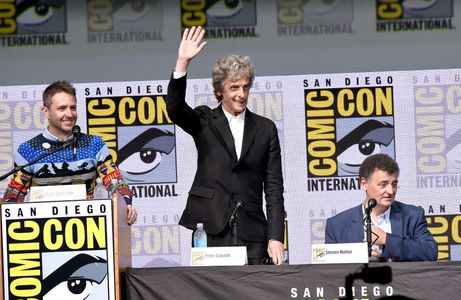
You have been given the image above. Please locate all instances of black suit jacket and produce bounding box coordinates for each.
[166,74,285,243]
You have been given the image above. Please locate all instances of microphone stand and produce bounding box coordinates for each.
[364,198,377,259]
[229,201,244,246]
[365,210,372,258]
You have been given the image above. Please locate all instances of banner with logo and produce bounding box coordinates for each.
[180,0,258,38]
[277,0,353,36]
[1,68,461,267]
[376,0,454,32]
[86,0,164,43]
[0,0,68,47]
[1,199,115,299]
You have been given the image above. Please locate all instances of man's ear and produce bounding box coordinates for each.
[42,106,49,120]
[360,177,367,191]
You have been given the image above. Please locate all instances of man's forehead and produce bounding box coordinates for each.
[370,169,399,181]
[50,92,76,104]
[227,73,250,81]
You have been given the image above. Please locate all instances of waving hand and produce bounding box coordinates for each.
[175,26,207,73]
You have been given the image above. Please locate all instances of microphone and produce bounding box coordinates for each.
[72,125,81,159]
[229,200,244,224]
[229,200,244,246]
[364,198,377,258]
[365,198,377,215]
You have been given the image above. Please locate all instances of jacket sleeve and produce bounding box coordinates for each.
[325,218,337,243]
[93,136,133,205]
[166,73,203,136]
[384,207,438,261]
[2,169,32,203]
[264,122,285,242]
[2,149,33,203]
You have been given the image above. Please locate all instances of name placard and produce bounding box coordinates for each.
[29,184,87,202]
[311,243,368,264]
[191,246,248,266]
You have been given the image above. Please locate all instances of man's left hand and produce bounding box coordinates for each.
[126,204,137,226]
[267,240,285,265]
[371,226,387,245]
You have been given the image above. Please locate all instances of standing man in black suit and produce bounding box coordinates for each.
[166,26,285,265]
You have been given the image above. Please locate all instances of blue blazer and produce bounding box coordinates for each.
[325,201,438,261]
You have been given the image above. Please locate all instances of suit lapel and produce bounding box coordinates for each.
[211,105,238,162]
[239,109,257,162]
[390,202,403,237]
[351,204,365,242]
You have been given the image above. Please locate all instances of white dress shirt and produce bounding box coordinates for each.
[363,204,392,256]
[172,70,187,79]
[223,108,245,160]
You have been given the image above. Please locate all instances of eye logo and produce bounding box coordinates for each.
[403,0,438,10]
[112,0,162,31]
[336,120,394,175]
[114,1,153,22]
[304,0,342,14]
[117,126,176,184]
[15,0,66,34]
[42,254,107,299]
[181,0,257,36]
[207,0,244,18]
[87,0,163,32]
[17,3,56,25]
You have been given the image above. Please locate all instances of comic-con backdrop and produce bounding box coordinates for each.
[1,67,461,266]
[1,1,461,86]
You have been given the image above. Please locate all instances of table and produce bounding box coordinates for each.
[125,262,461,299]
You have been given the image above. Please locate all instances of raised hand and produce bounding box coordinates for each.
[175,26,207,73]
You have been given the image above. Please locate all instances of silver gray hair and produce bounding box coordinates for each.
[212,54,255,101]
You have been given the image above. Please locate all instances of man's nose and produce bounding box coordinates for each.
[65,108,73,116]
[237,87,245,98]
[387,185,395,194]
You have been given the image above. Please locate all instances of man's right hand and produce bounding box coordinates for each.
[175,26,207,73]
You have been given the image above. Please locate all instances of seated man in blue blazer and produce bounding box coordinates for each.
[325,154,437,261]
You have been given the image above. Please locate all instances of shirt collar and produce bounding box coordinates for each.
[361,201,392,222]
[222,106,246,122]
[379,206,392,222]
[43,127,73,142]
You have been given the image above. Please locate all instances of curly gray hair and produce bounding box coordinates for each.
[212,54,255,101]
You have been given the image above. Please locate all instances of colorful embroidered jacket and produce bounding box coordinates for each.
[2,130,132,204]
